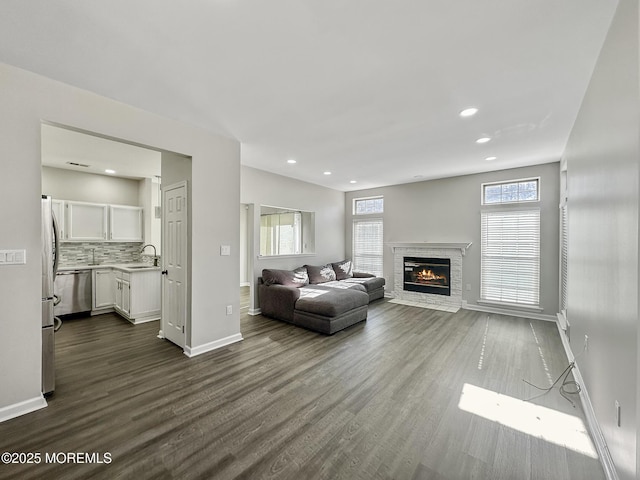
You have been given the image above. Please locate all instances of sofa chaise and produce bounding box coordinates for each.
[259,260,385,334]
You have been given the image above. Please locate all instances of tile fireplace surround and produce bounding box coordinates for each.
[389,242,471,312]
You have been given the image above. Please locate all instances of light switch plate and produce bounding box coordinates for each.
[0,249,26,265]
[220,245,231,256]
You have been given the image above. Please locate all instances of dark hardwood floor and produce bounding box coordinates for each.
[0,297,604,480]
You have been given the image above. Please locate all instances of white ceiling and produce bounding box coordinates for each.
[41,124,161,180]
[0,1,617,191]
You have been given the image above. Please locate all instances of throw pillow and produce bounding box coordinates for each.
[262,267,309,287]
[331,259,353,280]
[305,264,337,284]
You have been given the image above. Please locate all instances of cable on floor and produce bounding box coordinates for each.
[523,361,582,407]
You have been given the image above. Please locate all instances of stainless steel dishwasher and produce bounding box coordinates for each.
[54,270,93,315]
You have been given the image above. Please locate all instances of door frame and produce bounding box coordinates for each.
[158,180,189,350]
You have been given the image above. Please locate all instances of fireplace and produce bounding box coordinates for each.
[403,257,451,296]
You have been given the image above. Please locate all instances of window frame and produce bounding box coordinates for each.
[480,207,541,308]
[353,195,384,215]
[481,177,540,206]
[352,217,384,277]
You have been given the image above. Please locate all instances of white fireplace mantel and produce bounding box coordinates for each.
[389,242,470,311]
[387,242,472,256]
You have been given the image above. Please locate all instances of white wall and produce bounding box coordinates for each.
[345,163,561,316]
[42,165,141,205]
[562,1,638,478]
[240,165,345,311]
[0,62,241,418]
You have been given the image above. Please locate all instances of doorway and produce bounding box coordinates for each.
[40,123,192,353]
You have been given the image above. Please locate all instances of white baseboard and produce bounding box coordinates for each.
[462,301,556,322]
[248,308,261,316]
[554,320,619,480]
[129,315,161,325]
[240,282,250,287]
[184,333,244,358]
[0,395,48,423]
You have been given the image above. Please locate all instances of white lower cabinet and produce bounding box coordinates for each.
[114,269,160,324]
[114,272,129,314]
[93,268,115,312]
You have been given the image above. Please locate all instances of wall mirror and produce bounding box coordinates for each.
[260,205,315,256]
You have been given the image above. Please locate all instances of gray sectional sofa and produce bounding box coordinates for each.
[259,260,385,334]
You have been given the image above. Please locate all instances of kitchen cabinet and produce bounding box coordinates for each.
[114,269,160,324]
[109,205,143,242]
[51,199,65,240]
[57,199,143,243]
[93,268,115,311]
[115,273,130,315]
[66,201,108,241]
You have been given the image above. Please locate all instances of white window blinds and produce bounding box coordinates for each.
[481,209,540,306]
[353,218,383,276]
[560,204,568,313]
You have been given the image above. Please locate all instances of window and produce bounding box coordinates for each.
[353,218,383,277]
[354,196,384,215]
[481,209,540,306]
[560,203,568,313]
[482,178,539,205]
[260,211,302,256]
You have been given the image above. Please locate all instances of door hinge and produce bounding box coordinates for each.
[182,325,185,334]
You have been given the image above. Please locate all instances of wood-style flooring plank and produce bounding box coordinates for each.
[0,300,605,480]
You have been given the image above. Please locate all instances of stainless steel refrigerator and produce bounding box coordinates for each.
[42,195,61,395]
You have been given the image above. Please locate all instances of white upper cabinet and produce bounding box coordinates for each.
[58,199,144,242]
[51,199,65,240]
[110,205,143,242]
[66,201,108,241]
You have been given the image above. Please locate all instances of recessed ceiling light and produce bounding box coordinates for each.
[324,171,332,175]
[350,180,357,184]
[476,137,491,144]
[287,159,297,164]
[460,107,478,118]
[485,156,497,161]
[105,169,116,174]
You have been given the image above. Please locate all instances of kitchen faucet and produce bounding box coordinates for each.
[140,244,158,266]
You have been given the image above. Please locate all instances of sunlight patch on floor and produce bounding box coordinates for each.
[477,317,489,370]
[529,322,554,386]
[458,383,597,458]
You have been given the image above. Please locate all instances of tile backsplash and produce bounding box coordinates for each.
[58,242,159,266]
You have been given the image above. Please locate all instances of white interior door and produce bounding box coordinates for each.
[162,181,188,348]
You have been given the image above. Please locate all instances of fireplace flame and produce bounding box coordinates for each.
[417,269,447,283]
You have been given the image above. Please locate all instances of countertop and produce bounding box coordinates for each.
[58,263,162,273]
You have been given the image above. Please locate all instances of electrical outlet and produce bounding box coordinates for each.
[615,401,621,427]
[584,334,589,351]
[226,305,233,315]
